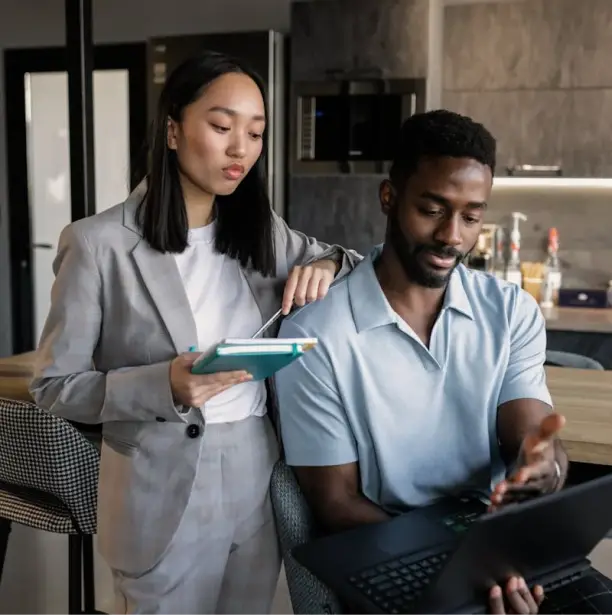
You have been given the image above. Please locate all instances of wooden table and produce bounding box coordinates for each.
[0,351,36,402]
[1,353,612,464]
[543,306,612,334]
[546,366,612,465]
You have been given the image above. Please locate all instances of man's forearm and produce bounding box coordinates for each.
[319,493,390,534]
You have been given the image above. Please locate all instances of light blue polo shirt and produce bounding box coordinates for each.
[275,246,552,512]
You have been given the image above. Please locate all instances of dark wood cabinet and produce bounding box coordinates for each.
[442,0,612,177]
[291,0,428,81]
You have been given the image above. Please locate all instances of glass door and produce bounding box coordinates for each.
[25,69,131,344]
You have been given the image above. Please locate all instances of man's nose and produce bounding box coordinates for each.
[435,216,462,247]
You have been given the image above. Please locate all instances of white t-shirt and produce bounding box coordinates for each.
[173,222,266,424]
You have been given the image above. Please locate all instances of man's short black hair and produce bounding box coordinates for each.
[389,109,496,185]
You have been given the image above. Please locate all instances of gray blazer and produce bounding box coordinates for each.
[30,181,359,574]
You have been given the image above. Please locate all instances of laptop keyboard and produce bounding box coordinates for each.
[442,508,483,533]
[348,551,449,613]
[349,553,586,614]
[348,506,484,613]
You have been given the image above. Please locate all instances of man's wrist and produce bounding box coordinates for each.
[551,459,562,492]
[552,439,568,491]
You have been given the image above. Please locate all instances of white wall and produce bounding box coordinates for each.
[0,0,291,358]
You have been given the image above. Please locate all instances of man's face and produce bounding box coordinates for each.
[380,156,492,289]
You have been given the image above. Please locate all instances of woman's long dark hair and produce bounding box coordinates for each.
[137,50,276,276]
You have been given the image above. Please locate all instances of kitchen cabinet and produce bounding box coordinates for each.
[291,0,428,81]
[442,0,612,177]
[443,88,612,178]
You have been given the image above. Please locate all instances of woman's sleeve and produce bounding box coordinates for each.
[29,224,188,425]
[272,211,362,278]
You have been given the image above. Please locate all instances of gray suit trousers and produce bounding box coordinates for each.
[109,415,281,614]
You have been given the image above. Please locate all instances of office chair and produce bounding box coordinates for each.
[270,458,344,614]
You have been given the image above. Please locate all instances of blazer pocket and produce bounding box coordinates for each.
[102,421,141,457]
[103,437,138,457]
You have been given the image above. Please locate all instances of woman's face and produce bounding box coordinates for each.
[167,72,266,197]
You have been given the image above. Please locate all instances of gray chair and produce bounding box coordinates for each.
[0,398,101,614]
[270,458,344,614]
[545,350,604,370]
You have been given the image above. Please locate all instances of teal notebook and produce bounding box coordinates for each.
[190,338,318,381]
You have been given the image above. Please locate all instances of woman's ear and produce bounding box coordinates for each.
[379,179,396,216]
[167,117,178,151]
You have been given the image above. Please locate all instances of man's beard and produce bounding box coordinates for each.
[388,211,467,289]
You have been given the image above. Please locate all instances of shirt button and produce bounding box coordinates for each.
[186,424,201,439]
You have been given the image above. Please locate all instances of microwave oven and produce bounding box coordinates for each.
[290,78,426,174]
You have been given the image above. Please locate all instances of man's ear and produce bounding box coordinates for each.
[379,179,395,216]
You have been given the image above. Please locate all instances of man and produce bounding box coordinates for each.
[275,110,612,614]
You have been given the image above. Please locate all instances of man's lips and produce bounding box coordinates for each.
[222,164,245,180]
[424,251,458,269]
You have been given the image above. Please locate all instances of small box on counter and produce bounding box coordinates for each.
[558,288,608,309]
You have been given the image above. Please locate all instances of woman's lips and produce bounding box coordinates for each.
[222,164,244,180]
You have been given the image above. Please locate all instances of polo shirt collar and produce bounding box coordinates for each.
[348,247,474,333]
[443,264,474,320]
[348,246,396,333]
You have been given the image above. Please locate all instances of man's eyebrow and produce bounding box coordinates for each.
[208,105,266,122]
[420,191,487,210]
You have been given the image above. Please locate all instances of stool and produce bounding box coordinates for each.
[0,398,100,614]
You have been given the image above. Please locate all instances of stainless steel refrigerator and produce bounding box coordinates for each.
[148,31,288,218]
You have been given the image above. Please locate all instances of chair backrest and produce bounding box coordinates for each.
[0,398,99,533]
[270,459,344,614]
[545,350,604,370]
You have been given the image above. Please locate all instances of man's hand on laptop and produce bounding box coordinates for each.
[489,576,544,614]
[490,413,566,510]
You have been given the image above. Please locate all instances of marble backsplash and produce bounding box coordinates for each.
[288,178,612,289]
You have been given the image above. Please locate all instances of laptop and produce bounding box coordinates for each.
[292,473,612,614]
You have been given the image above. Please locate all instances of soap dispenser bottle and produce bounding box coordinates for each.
[506,212,527,286]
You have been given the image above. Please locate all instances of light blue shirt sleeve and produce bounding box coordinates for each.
[498,289,553,407]
[275,317,358,467]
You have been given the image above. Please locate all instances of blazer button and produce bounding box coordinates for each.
[156,417,166,423]
[186,424,201,439]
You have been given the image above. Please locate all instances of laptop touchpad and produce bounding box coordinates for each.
[375,510,455,556]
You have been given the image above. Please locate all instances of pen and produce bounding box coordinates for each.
[251,308,283,338]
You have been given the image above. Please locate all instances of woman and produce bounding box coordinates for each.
[30,51,358,614]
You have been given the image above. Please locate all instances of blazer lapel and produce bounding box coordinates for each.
[121,184,197,354]
[131,240,197,355]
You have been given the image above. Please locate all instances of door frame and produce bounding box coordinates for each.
[4,43,147,353]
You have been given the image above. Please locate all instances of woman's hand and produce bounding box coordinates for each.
[489,577,544,614]
[170,352,252,408]
[282,259,338,315]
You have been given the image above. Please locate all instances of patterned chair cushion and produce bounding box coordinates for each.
[0,488,75,534]
[0,398,99,534]
[270,459,344,614]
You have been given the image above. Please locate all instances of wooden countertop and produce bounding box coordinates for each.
[543,306,612,334]
[1,353,612,465]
